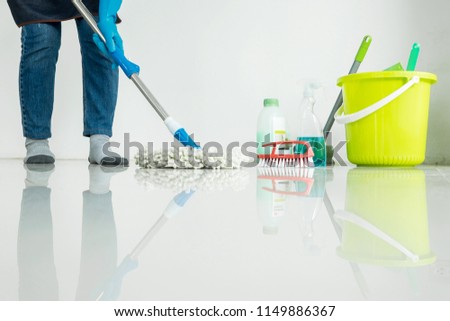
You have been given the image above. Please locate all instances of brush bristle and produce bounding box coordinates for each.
[258,156,313,168]
[257,166,315,177]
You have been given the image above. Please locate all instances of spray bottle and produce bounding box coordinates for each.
[294,167,327,255]
[295,84,326,167]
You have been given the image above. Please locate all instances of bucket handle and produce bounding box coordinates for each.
[334,210,420,262]
[334,76,420,124]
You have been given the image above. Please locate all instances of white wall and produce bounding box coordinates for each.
[0,0,449,163]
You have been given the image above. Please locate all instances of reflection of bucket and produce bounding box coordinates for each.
[336,168,435,267]
[336,71,437,166]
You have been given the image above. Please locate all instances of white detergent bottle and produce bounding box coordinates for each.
[295,84,326,167]
[257,98,287,155]
[256,169,289,235]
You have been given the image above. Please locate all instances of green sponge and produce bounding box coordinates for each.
[384,63,404,71]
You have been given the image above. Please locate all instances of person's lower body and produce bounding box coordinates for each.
[19,22,60,164]
[76,18,128,166]
[19,20,128,166]
[18,167,58,300]
[76,166,119,300]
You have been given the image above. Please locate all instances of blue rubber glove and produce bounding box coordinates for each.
[98,0,123,52]
[92,34,118,69]
[94,0,140,78]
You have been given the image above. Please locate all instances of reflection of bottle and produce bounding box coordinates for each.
[295,84,326,167]
[257,168,290,235]
[294,168,326,254]
[257,98,287,155]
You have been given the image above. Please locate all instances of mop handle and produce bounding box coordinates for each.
[323,35,372,139]
[71,0,169,120]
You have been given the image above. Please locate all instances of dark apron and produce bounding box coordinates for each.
[7,0,100,26]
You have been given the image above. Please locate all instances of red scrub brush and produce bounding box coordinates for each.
[258,140,315,167]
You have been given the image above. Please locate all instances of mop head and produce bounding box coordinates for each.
[135,168,249,192]
[135,146,251,169]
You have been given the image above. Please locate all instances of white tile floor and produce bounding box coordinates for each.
[0,160,449,301]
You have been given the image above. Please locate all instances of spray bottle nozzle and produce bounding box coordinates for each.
[303,82,322,98]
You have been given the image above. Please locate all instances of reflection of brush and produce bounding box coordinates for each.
[258,141,314,168]
[257,167,314,196]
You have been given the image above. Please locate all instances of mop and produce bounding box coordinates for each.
[135,167,250,192]
[93,189,194,300]
[94,169,249,300]
[72,0,199,149]
[73,1,258,169]
[322,35,372,165]
[135,145,253,169]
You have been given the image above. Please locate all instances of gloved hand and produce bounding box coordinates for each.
[94,0,140,78]
[97,0,123,53]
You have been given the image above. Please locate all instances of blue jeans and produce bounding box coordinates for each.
[18,187,58,300]
[19,19,119,139]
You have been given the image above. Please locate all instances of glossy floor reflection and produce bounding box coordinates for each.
[0,160,449,301]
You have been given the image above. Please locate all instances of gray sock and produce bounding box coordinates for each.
[88,164,127,194]
[24,139,55,164]
[24,164,55,188]
[89,134,129,167]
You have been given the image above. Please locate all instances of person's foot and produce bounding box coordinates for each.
[88,164,127,194]
[88,135,129,167]
[24,139,55,164]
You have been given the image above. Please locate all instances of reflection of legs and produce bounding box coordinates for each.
[75,18,128,167]
[20,23,61,164]
[18,166,58,300]
[76,166,119,300]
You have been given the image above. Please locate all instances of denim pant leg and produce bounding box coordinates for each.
[18,187,59,300]
[76,191,117,300]
[20,23,61,139]
[76,18,119,138]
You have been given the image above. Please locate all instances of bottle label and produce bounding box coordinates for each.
[272,180,289,217]
[272,117,286,143]
[256,117,287,155]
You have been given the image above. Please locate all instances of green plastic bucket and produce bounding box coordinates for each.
[336,168,435,267]
[336,71,437,166]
